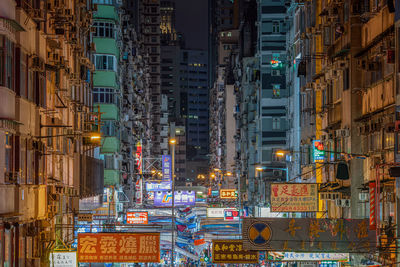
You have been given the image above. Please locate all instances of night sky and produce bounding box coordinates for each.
[175,0,208,50]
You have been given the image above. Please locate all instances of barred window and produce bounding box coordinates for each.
[93,22,115,38]
[93,87,114,104]
[94,54,116,71]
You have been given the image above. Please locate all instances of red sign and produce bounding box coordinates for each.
[78,233,160,263]
[127,212,148,224]
[369,182,376,230]
[135,141,142,174]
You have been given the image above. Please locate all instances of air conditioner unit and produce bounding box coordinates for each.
[273,170,282,177]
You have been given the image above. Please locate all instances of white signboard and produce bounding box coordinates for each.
[207,208,237,218]
[49,252,77,267]
[281,252,349,261]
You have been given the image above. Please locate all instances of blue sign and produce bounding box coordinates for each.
[162,155,172,181]
[154,191,195,206]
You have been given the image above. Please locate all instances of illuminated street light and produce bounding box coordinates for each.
[275,150,286,157]
[226,171,232,176]
[210,173,216,179]
[213,168,221,172]
[255,166,264,171]
[90,134,101,140]
[169,138,177,145]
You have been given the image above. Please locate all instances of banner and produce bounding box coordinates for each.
[127,212,148,224]
[212,240,258,264]
[162,155,172,181]
[270,183,318,212]
[49,252,77,267]
[220,189,237,199]
[369,182,376,230]
[153,191,195,206]
[78,233,160,263]
[242,218,376,252]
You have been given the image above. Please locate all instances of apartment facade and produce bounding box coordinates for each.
[0,0,103,264]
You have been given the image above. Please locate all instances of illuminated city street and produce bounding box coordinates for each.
[0,0,398,266]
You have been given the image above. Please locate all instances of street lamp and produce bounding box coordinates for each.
[169,138,176,267]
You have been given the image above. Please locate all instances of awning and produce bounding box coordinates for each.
[0,16,25,32]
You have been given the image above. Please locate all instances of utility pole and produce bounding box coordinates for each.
[169,138,176,266]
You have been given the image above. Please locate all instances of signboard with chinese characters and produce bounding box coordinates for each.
[78,214,93,222]
[135,179,143,205]
[212,240,258,264]
[224,209,239,221]
[126,212,148,224]
[242,218,376,253]
[313,140,325,162]
[270,183,318,212]
[135,141,142,174]
[78,233,160,263]
[220,189,237,199]
[49,251,77,267]
[153,191,195,206]
[276,252,349,261]
[162,155,172,181]
[207,208,236,218]
[146,181,172,191]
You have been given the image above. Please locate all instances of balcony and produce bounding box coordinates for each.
[104,169,120,186]
[101,136,120,154]
[93,37,119,55]
[93,5,119,21]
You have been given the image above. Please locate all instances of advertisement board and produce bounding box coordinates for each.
[135,179,143,205]
[135,141,142,174]
[146,181,172,191]
[49,252,77,267]
[220,189,237,199]
[242,218,376,252]
[212,240,258,264]
[127,212,148,224]
[153,191,195,206]
[162,155,172,181]
[78,233,160,263]
[224,209,239,221]
[313,140,325,162]
[270,183,318,212]
[207,208,227,218]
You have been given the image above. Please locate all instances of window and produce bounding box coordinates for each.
[93,22,115,38]
[5,133,13,176]
[93,0,113,4]
[0,35,15,90]
[95,55,116,71]
[272,21,280,33]
[272,118,280,130]
[93,87,115,103]
[101,121,117,136]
